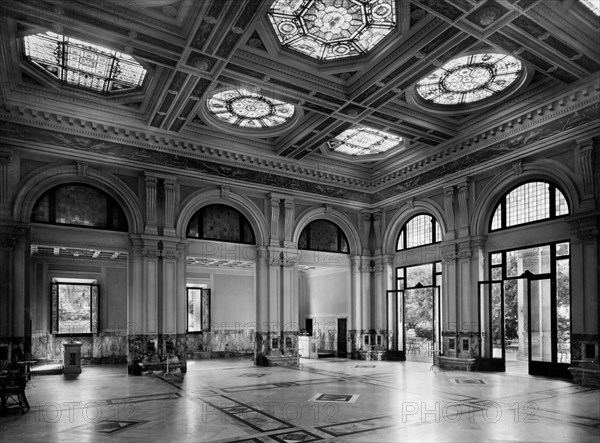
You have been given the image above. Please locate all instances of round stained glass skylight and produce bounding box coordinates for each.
[416,53,523,105]
[328,126,402,156]
[207,89,295,128]
[23,32,147,94]
[267,0,396,61]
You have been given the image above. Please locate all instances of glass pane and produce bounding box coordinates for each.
[491,205,502,230]
[387,292,397,350]
[328,126,401,156]
[396,230,404,250]
[555,189,569,216]
[491,253,502,265]
[55,185,108,227]
[201,289,210,331]
[58,284,91,334]
[505,182,550,227]
[91,286,99,334]
[51,283,59,334]
[405,215,434,248]
[556,242,570,257]
[405,288,433,352]
[405,263,433,287]
[397,292,404,351]
[479,283,492,358]
[556,259,571,363]
[187,288,200,332]
[491,267,502,280]
[491,283,503,359]
[504,278,526,360]
[506,246,551,277]
[31,194,50,222]
[529,279,552,362]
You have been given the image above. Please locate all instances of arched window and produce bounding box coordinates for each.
[298,220,349,253]
[31,184,128,232]
[396,214,441,251]
[186,204,255,244]
[490,181,569,231]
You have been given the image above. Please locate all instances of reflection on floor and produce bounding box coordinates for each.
[1,358,598,442]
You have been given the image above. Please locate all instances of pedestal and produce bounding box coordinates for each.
[299,336,318,359]
[63,342,82,375]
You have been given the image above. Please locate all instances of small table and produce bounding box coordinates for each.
[18,361,37,380]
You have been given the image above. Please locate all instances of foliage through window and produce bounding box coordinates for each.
[396,214,441,250]
[187,287,210,333]
[51,279,99,335]
[396,262,442,341]
[490,181,569,231]
[186,204,255,244]
[298,219,349,253]
[488,242,570,363]
[31,184,128,231]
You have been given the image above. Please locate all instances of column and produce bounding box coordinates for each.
[254,246,270,365]
[0,148,12,219]
[163,178,177,237]
[161,241,186,370]
[457,179,470,237]
[444,185,456,240]
[269,195,281,247]
[349,256,362,357]
[441,242,458,359]
[283,199,295,248]
[570,215,599,360]
[144,174,158,235]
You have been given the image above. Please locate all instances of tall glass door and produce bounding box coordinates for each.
[479,281,505,371]
[386,290,404,360]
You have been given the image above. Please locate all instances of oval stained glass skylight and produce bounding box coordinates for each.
[268,0,396,61]
[207,89,295,128]
[416,53,523,105]
[327,126,402,156]
[23,32,147,94]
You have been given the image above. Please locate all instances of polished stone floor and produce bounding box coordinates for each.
[1,357,598,442]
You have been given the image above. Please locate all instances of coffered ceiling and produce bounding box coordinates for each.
[0,0,598,205]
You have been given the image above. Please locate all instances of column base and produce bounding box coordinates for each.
[435,355,478,371]
[254,331,299,367]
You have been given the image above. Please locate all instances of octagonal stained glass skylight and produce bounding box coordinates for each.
[23,32,147,94]
[207,89,295,128]
[267,0,396,61]
[328,126,402,156]
[416,53,523,105]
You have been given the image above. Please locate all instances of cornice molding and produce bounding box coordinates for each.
[371,79,600,190]
[0,106,373,190]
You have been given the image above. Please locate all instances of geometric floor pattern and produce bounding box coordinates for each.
[1,358,598,442]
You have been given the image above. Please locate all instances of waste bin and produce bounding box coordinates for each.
[63,342,82,375]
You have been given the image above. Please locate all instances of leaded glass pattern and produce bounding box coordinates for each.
[397,214,440,250]
[416,53,522,105]
[506,182,549,226]
[328,126,402,156]
[580,0,600,15]
[207,89,295,128]
[490,181,569,231]
[23,32,147,93]
[31,184,128,232]
[298,219,349,253]
[186,204,255,244]
[268,0,396,61]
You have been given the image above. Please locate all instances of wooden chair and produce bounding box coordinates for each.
[0,375,30,415]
